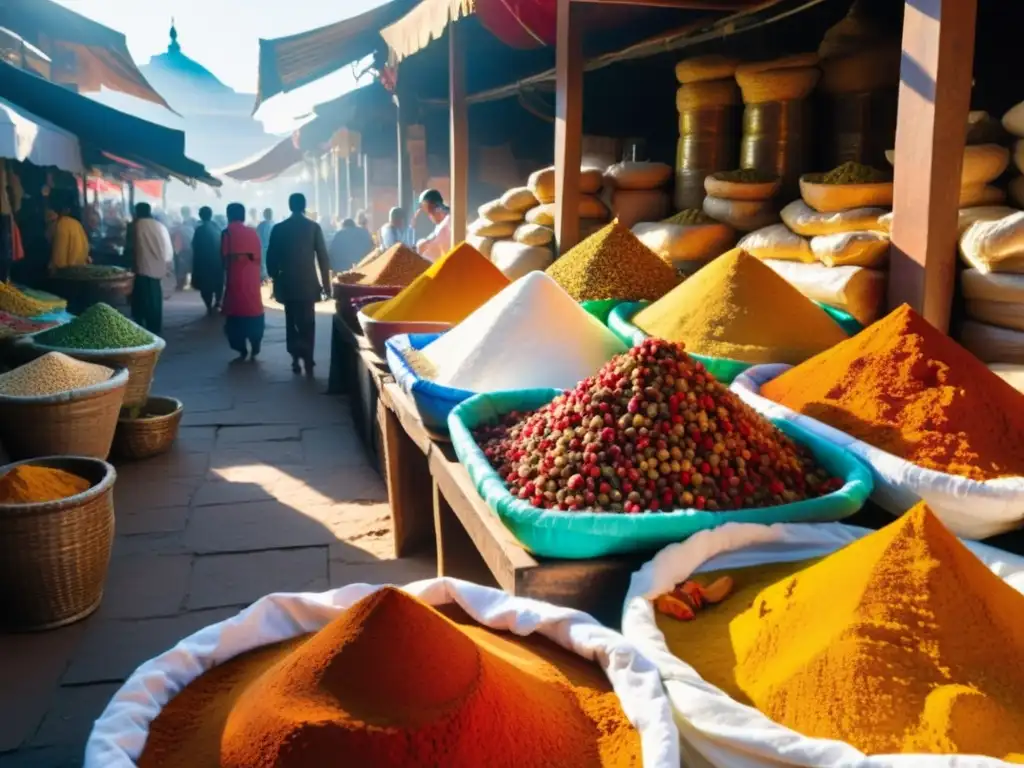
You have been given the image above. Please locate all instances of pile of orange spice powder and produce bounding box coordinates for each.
[761,304,1024,480]
[138,587,641,768]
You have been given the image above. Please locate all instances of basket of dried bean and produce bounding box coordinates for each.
[22,303,165,408]
[0,353,128,460]
[0,456,116,630]
[112,396,183,461]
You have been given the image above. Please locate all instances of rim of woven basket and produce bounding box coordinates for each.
[22,332,167,357]
[117,395,183,423]
[0,365,129,405]
[0,456,116,516]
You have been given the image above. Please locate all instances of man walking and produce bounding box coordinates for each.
[130,202,173,335]
[256,208,274,283]
[266,193,331,375]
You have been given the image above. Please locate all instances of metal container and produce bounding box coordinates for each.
[821,89,898,170]
[675,106,738,211]
[740,100,811,201]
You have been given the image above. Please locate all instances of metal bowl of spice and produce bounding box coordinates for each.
[799,162,893,213]
[0,456,116,631]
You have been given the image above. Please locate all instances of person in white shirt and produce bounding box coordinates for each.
[379,207,416,250]
[415,189,451,263]
[130,202,174,335]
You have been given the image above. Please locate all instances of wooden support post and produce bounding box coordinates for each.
[345,154,353,218]
[396,96,408,212]
[378,400,435,557]
[887,0,977,333]
[554,0,583,254]
[449,20,469,244]
[363,153,370,213]
[312,158,321,220]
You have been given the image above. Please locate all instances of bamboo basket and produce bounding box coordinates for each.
[0,366,128,460]
[22,335,166,408]
[112,396,184,461]
[0,456,116,631]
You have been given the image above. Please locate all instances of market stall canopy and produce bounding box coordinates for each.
[299,82,396,153]
[254,0,418,111]
[0,60,218,187]
[0,96,83,174]
[0,0,170,110]
[213,135,303,182]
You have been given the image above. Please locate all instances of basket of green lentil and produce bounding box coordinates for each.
[22,304,165,408]
[0,353,128,461]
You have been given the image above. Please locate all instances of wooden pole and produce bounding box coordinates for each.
[333,148,342,221]
[313,157,321,220]
[345,154,353,218]
[887,0,977,333]
[128,180,136,212]
[363,153,371,214]
[449,19,469,244]
[396,95,408,212]
[554,0,583,253]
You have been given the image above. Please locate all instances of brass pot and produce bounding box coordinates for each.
[740,100,811,201]
[675,105,738,211]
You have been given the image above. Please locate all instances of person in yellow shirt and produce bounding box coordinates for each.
[49,192,90,273]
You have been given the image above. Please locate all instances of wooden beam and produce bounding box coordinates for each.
[888,0,977,333]
[554,0,584,253]
[573,0,754,8]
[449,20,469,244]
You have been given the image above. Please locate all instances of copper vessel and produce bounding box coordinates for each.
[675,106,738,211]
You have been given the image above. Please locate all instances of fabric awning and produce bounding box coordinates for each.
[0,0,170,109]
[254,0,417,110]
[0,60,217,186]
[0,95,83,173]
[380,0,473,63]
[213,135,303,182]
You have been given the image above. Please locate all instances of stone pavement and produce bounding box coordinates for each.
[0,291,434,767]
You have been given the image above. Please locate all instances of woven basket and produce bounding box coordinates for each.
[111,396,183,461]
[799,174,894,213]
[736,67,821,104]
[22,335,166,408]
[0,366,129,460]
[0,456,116,631]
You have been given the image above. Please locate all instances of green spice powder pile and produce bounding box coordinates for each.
[36,303,154,350]
[819,161,890,185]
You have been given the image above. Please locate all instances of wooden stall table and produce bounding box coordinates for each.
[378,383,645,627]
[328,313,359,396]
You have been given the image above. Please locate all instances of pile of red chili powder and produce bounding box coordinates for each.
[139,587,641,767]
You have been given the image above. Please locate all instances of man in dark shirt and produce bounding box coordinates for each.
[328,218,375,272]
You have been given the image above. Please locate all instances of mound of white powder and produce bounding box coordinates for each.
[419,270,628,392]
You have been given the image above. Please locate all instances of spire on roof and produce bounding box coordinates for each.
[168,18,180,54]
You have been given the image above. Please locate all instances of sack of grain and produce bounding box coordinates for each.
[810,231,890,268]
[513,223,554,247]
[525,197,610,227]
[738,224,814,263]
[735,67,821,104]
[500,186,539,212]
[528,166,604,204]
[960,320,1024,363]
[489,240,554,281]
[1009,177,1024,208]
[961,144,1011,187]
[962,269,1024,331]
[960,185,1006,209]
[477,199,524,223]
[966,300,1024,332]
[780,199,888,236]
[468,218,518,239]
[611,190,671,228]
[819,44,900,94]
[675,80,740,112]
[702,196,778,231]
[762,259,886,325]
[1003,101,1024,139]
[674,55,740,84]
[990,363,1024,393]
[632,220,735,266]
[604,162,672,191]
[466,234,495,258]
[959,211,1024,274]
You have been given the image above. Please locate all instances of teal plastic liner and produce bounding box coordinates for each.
[816,303,863,336]
[385,332,474,433]
[448,389,873,559]
[580,299,622,324]
[608,302,752,384]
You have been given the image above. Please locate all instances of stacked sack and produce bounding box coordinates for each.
[631,209,735,276]
[886,142,1009,209]
[701,168,781,232]
[957,206,1024,370]
[736,160,892,326]
[673,56,741,211]
[1002,100,1024,208]
[604,161,673,228]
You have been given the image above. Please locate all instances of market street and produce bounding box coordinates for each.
[0,291,434,768]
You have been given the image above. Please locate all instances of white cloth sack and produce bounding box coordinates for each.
[622,520,1024,768]
[729,364,1024,539]
[85,578,679,768]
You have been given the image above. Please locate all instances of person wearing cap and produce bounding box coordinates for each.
[379,207,415,250]
[414,189,450,263]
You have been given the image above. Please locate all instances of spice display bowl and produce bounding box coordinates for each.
[386,332,473,435]
[111,396,184,461]
[357,301,453,357]
[447,388,872,559]
[332,282,402,303]
[340,292,401,334]
[579,298,625,325]
[0,456,116,631]
[46,270,135,314]
[86,580,680,768]
[799,174,894,214]
[0,365,129,461]
[703,173,781,201]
